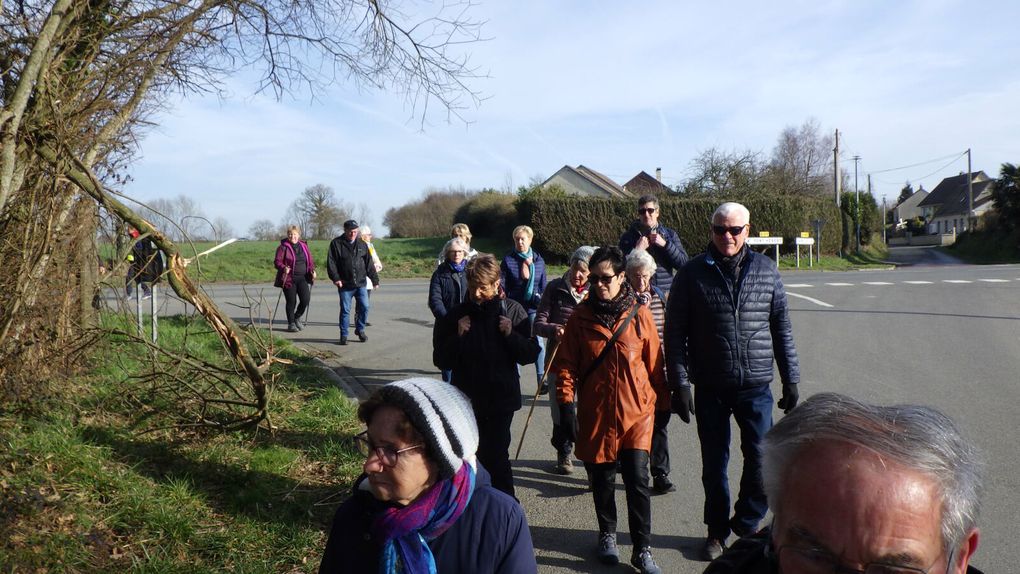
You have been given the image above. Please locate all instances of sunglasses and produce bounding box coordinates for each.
[590,273,619,285]
[712,224,748,236]
[638,208,657,214]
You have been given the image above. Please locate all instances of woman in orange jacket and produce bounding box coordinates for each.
[551,246,669,574]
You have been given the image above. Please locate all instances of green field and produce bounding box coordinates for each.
[0,314,364,572]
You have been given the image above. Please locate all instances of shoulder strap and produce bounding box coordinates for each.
[579,304,640,386]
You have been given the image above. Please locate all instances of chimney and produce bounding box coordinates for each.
[655,167,662,182]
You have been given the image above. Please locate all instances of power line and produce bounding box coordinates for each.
[868,151,966,175]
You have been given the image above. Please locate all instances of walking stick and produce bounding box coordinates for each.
[514,343,560,460]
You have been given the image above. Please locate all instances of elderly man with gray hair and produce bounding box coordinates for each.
[705,392,985,574]
[664,201,800,560]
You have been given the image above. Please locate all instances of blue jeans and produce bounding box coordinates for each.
[527,310,546,382]
[338,286,369,338]
[694,384,773,540]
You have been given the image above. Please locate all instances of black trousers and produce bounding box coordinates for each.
[651,409,671,478]
[476,410,516,498]
[585,449,652,549]
[283,277,310,324]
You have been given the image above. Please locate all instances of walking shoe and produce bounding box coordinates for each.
[294,321,303,331]
[287,323,299,333]
[538,380,548,395]
[701,537,726,561]
[731,522,761,538]
[554,451,573,475]
[357,330,368,342]
[596,532,619,565]
[339,337,348,346]
[365,321,372,327]
[651,474,676,494]
[631,547,662,574]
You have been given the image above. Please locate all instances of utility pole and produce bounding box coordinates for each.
[833,129,841,207]
[853,155,861,253]
[967,148,974,230]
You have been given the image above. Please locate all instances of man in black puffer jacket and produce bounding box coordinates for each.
[434,254,541,499]
[619,194,688,295]
[664,202,800,562]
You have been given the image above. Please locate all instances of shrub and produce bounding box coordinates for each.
[518,195,841,260]
[452,191,518,240]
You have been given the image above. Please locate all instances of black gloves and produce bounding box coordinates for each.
[671,387,694,424]
[559,402,577,443]
[777,383,799,414]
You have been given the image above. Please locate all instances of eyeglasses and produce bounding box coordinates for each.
[773,545,953,574]
[590,273,619,285]
[712,224,748,237]
[638,208,657,214]
[353,431,425,467]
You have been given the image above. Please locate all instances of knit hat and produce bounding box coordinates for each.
[373,378,479,479]
[569,245,597,267]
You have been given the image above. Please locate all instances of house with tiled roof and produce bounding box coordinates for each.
[623,169,673,197]
[541,165,634,198]
[893,185,929,223]
[917,171,995,234]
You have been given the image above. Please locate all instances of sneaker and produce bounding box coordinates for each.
[365,321,372,327]
[287,323,298,333]
[631,547,662,574]
[555,451,573,475]
[357,330,368,342]
[538,380,548,395]
[141,292,152,300]
[596,532,619,565]
[294,321,303,331]
[339,337,348,346]
[652,474,676,495]
[701,537,726,561]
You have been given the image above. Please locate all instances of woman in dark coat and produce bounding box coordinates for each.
[434,254,541,499]
[319,378,537,574]
[428,238,469,382]
[552,246,668,574]
[274,225,316,332]
[533,245,595,474]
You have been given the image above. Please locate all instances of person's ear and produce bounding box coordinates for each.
[954,528,980,573]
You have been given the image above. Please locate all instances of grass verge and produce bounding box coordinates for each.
[0,315,363,572]
[944,228,1020,264]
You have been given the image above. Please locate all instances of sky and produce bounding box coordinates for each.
[125,0,1020,237]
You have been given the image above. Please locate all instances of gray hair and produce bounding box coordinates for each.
[712,202,750,223]
[625,249,656,275]
[360,225,373,236]
[763,392,984,552]
[568,245,597,269]
[442,237,468,258]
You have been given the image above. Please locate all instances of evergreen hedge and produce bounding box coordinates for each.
[517,195,842,261]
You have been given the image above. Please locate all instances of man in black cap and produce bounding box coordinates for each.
[327,220,380,345]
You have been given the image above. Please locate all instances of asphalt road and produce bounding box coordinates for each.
[135,260,1019,573]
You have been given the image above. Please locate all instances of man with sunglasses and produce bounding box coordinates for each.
[664,202,800,561]
[619,195,688,295]
[704,392,984,574]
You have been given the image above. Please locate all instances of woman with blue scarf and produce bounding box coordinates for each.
[428,238,469,382]
[319,378,537,574]
[500,225,548,391]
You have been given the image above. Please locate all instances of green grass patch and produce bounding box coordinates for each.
[944,228,1020,264]
[0,314,363,572]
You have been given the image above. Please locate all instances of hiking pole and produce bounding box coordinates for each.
[514,343,560,461]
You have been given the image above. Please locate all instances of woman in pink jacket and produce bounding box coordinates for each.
[274,225,316,332]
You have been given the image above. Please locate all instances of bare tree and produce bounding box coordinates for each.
[0,0,486,423]
[211,217,235,242]
[680,148,766,196]
[287,184,351,240]
[248,219,278,240]
[767,118,834,196]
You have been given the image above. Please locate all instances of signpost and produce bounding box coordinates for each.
[795,234,815,269]
[746,234,783,262]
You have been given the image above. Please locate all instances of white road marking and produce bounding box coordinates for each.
[979,279,1010,283]
[786,283,813,288]
[903,281,933,284]
[943,280,972,284]
[787,292,834,308]
[825,282,854,286]
[862,282,893,285]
